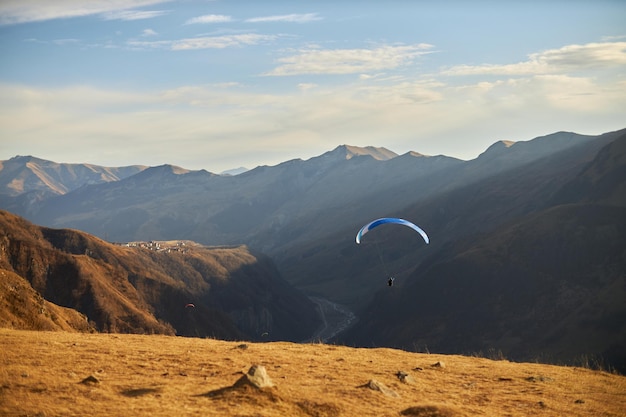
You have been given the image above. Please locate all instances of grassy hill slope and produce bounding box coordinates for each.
[1,329,624,417]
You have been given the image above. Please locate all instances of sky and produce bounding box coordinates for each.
[1,0,625,173]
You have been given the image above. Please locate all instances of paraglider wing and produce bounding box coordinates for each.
[355,218,429,245]
[185,303,195,308]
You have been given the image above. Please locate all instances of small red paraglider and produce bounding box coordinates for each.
[185,303,195,308]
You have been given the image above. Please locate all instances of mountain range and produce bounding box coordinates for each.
[1,127,625,371]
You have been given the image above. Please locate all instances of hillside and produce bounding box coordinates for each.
[0,269,91,332]
[276,129,625,310]
[338,132,626,372]
[1,329,624,417]
[0,211,319,341]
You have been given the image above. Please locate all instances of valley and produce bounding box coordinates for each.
[306,297,357,343]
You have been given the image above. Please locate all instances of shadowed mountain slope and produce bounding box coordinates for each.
[0,210,319,341]
[276,129,625,310]
[338,132,626,372]
[0,268,91,332]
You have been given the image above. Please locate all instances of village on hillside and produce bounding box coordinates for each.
[115,240,192,254]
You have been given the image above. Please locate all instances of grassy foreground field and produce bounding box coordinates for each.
[1,329,624,417]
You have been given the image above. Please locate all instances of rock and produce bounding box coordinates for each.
[363,379,399,398]
[396,371,416,384]
[525,375,553,383]
[80,375,100,385]
[431,361,446,368]
[234,365,274,389]
[401,404,465,416]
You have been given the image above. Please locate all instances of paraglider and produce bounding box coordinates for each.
[356,217,429,245]
[185,303,195,308]
[356,217,429,286]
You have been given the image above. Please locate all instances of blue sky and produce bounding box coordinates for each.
[1,1,625,173]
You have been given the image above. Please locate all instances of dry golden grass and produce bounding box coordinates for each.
[1,329,624,417]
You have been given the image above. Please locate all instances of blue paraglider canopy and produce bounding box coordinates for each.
[356,217,429,245]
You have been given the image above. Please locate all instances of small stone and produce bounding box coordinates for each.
[396,371,416,384]
[431,361,445,368]
[80,375,100,385]
[363,379,399,398]
[575,399,585,404]
[235,365,274,389]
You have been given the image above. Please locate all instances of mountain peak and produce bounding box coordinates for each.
[329,145,398,161]
[220,167,249,176]
[142,164,190,176]
[475,140,516,160]
[402,151,426,158]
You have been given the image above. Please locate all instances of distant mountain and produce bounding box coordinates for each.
[330,144,398,160]
[274,130,624,307]
[1,132,623,298]
[0,155,146,196]
[7,145,461,247]
[221,167,249,176]
[0,210,320,341]
[338,131,626,372]
[0,155,146,216]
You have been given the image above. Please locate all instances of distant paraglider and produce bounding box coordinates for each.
[356,217,429,286]
[185,303,195,309]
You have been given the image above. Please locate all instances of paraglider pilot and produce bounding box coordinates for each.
[387,277,395,287]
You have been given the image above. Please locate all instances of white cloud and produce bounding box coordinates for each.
[52,38,80,46]
[298,83,317,92]
[265,44,434,76]
[443,42,626,76]
[141,29,158,37]
[101,9,169,21]
[2,40,625,171]
[128,33,276,50]
[537,42,626,70]
[185,14,232,24]
[245,13,321,23]
[0,0,169,25]
[601,35,626,42]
